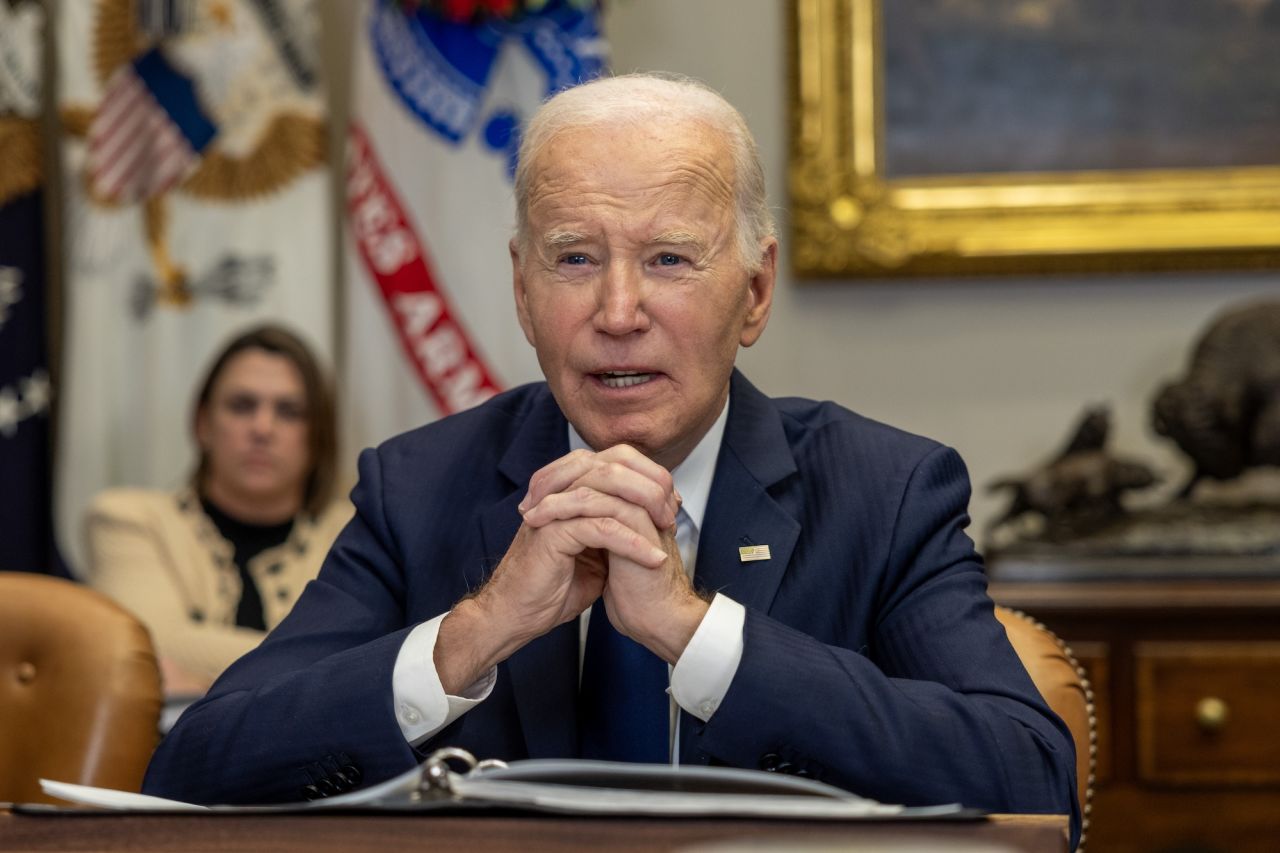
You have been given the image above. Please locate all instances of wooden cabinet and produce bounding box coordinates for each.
[988,578,1280,853]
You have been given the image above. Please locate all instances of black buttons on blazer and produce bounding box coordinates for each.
[301,754,363,800]
[332,768,360,793]
[758,752,817,778]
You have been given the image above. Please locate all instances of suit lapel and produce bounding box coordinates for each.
[682,372,801,763]
[694,371,801,617]
[477,388,580,758]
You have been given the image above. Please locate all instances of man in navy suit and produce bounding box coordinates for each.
[145,73,1079,844]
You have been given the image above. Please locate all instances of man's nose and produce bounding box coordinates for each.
[593,263,649,335]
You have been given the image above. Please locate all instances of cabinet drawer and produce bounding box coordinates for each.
[1136,642,1280,785]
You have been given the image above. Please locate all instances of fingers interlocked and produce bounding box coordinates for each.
[520,445,681,543]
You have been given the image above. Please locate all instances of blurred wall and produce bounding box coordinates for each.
[322,0,1279,537]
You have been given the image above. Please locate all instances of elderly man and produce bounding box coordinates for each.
[145,74,1078,841]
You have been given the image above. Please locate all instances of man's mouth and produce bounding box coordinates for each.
[596,370,658,389]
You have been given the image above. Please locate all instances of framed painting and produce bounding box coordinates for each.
[789,0,1280,277]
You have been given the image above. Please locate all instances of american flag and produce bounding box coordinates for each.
[86,47,217,204]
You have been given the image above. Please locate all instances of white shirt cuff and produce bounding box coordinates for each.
[670,593,745,722]
[392,612,495,745]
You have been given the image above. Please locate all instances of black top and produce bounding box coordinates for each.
[200,497,294,631]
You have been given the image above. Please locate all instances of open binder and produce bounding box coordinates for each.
[36,748,976,820]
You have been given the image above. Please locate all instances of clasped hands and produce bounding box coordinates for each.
[435,445,709,695]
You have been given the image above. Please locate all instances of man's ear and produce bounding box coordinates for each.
[511,239,536,346]
[739,239,777,348]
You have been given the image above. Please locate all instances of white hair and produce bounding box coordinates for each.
[513,72,776,274]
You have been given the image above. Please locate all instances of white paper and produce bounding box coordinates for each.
[38,780,207,811]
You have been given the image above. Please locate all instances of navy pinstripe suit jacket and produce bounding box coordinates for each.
[145,370,1079,845]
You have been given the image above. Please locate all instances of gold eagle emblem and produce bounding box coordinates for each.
[61,0,326,308]
[0,116,40,206]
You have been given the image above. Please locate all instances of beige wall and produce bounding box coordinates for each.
[602,0,1279,536]
[324,0,1279,537]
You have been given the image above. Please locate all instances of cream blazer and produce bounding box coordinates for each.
[84,487,352,684]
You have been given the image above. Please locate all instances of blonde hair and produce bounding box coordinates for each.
[513,72,775,273]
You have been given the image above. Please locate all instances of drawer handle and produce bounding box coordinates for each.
[1195,696,1229,733]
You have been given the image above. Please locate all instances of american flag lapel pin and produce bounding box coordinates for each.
[738,544,771,562]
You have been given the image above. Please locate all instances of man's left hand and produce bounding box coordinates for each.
[600,525,709,664]
[520,444,710,663]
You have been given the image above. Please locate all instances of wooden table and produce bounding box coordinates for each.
[0,811,1066,852]
[991,577,1280,853]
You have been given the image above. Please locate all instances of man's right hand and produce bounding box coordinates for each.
[433,447,674,694]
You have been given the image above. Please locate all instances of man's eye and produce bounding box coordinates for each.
[560,254,590,266]
[655,253,684,267]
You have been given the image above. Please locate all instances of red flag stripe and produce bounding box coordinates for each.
[90,96,168,194]
[93,75,144,133]
[90,69,147,141]
[92,106,174,201]
[345,121,503,416]
[88,75,150,165]
[137,120,193,194]
[146,138,195,195]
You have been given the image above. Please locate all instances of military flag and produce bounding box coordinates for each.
[342,0,605,458]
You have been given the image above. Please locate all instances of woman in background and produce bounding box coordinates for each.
[85,324,351,698]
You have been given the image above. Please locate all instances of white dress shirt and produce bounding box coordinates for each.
[390,398,747,754]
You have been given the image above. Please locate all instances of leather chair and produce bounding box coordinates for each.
[0,572,163,804]
[995,604,1095,851]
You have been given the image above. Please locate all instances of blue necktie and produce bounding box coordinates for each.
[578,600,669,763]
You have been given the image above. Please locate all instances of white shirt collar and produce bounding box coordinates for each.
[566,395,729,536]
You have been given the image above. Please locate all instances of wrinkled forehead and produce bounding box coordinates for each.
[524,122,737,220]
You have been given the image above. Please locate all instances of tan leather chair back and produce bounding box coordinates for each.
[995,605,1094,849]
[0,572,163,804]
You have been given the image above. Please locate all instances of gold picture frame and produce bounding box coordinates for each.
[789,0,1280,277]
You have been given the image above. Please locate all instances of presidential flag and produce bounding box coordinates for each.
[342,0,605,458]
[55,0,333,574]
[0,0,62,575]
